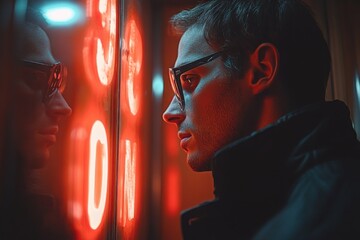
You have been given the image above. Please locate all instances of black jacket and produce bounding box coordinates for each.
[181,100,360,240]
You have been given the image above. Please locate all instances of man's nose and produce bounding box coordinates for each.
[46,90,72,118]
[162,96,185,125]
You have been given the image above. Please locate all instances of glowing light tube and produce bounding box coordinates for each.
[88,120,109,230]
[124,139,136,221]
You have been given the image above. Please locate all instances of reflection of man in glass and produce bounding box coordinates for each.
[0,7,72,240]
[13,10,72,169]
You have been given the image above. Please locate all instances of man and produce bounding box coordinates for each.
[163,0,360,239]
[0,7,72,239]
[12,9,72,169]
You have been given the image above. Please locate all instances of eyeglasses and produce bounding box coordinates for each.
[21,60,66,103]
[168,51,223,111]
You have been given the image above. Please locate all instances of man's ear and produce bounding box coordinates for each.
[249,43,279,94]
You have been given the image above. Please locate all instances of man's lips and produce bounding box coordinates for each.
[38,126,59,145]
[178,132,191,150]
[38,126,59,135]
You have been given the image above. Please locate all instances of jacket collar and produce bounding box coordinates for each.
[211,100,357,202]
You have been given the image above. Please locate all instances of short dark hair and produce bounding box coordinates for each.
[170,0,331,104]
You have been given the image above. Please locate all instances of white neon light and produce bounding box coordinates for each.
[124,140,136,221]
[119,140,136,227]
[96,39,115,85]
[42,3,84,26]
[126,20,142,115]
[95,0,116,85]
[152,73,164,99]
[88,120,109,230]
[44,7,74,22]
[99,0,107,16]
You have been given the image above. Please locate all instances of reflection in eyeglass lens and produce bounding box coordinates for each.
[21,61,67,102]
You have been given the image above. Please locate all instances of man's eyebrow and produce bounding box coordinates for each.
[174,55,204,68]
[174,61,191,68]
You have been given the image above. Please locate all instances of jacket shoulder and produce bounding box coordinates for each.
[255,158,360,240]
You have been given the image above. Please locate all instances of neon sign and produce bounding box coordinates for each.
[117,9,143,235]
[119,139,136,226]
[83,0,117,89]
[68,0,118,238]
[123,19,143,116]
[67,108,110,239]
[96,0,116,85]
[88,120,109,230]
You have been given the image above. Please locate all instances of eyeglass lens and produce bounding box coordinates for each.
[21,61,66,103]
[168,51,222,110]
[46,64,64,99]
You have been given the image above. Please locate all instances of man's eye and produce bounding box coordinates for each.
[180,74,199,90]
[20,69,47,91]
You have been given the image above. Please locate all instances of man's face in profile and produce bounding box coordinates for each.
[12,23,72,168]
[163,26,257,171]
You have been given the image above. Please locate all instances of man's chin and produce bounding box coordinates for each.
[25,150,50,169]
[187,154,211,172]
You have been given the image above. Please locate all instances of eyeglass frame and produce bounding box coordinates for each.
[168,51,223,111]
[21,60,66,103]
